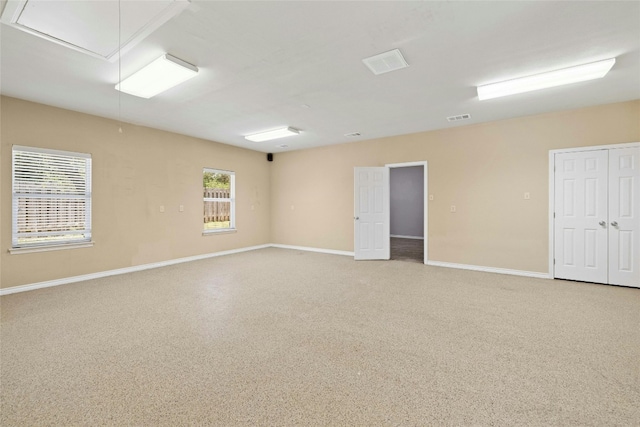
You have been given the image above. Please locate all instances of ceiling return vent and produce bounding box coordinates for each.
[447,113,471,122]
[362,49,409,75]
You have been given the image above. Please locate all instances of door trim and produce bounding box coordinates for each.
[386,161,429,264]
[548,142,640,279]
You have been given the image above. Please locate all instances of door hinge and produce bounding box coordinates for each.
[553,212,555,218]
[553,259,556,265]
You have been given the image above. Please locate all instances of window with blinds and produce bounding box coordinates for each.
[12,145,92,248]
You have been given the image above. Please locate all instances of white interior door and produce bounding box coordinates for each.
[354,167,389,260]
[608,147,640,287]
[554,150,608,283]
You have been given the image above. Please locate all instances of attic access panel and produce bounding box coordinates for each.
[0,0,189,61]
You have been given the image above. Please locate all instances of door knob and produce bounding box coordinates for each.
[611,221,618,227]
[354,217,359,220]
[599,221,606,227]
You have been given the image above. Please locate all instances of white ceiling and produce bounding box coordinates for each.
[1,1,639,153]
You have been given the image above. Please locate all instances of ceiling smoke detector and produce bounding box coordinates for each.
[362,49,409,75]
[447,114,471,122]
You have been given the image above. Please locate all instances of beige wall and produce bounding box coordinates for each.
[270,100,640,273]
[2,98,638,288]
[1,97,271,288]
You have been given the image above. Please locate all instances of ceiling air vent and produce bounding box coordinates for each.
[362,49,409,75]
[344,132,362,137]
[447,113,471,122]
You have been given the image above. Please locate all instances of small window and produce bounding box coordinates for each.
[203,168,235,233]
[12,145,92,249]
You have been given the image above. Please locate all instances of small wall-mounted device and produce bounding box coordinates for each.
[267,153,273,162]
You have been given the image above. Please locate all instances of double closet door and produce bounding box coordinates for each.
[554,146,639,287]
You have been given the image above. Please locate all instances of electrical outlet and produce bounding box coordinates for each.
[251,205,255,211]
[179,205,184,212]
[524,192,530,200]
[429,195,434,201]
[159,205,165,213]
[450,205,456,213]
[291,205,295,211]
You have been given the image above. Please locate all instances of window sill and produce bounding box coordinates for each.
[202,229,237,236]
[9,241,95,255]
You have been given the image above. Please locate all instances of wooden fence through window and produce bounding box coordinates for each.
[17,198,86,233]
[203,188,230,223]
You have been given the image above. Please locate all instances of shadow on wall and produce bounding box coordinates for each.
[390,166,424,238]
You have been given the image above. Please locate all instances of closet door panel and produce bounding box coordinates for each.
[554,150,608,284]
[609,147,640,287]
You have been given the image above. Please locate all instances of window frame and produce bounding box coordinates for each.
[11,145,93,252]
[202,167,236,234]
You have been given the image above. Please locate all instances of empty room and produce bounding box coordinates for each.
[1,1,639,425]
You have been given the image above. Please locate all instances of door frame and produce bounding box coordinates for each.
[548,142,640,279]
[386,161,428,264]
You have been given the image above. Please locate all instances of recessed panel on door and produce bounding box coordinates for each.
[563,229,575,266]
[360,187,369,213]
[360,223,370,250]
[584,229,597,268]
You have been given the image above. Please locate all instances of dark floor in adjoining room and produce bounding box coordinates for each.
[390,237,424,263]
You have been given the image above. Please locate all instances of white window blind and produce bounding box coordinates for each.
[12,145,92,248]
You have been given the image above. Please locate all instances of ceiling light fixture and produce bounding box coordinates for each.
[115,54,198,98]
[477,58,616,101]
[245,127,300,142]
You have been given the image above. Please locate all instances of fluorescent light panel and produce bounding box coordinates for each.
[477,58,615,101]
[115,54,198,98]
[245,127,300,142]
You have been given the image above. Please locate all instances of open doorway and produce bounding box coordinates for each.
[387,162,428,264]
[353,162,428,263]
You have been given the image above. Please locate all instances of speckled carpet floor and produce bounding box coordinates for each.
[2,248,639,426]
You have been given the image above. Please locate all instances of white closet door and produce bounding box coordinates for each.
[354,167,390,260]
[608,147,640,287]
[554,150,608,284]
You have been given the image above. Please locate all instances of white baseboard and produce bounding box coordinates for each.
[0,244,271,296]
[426,260,550,279]
[270,244,354,257]
[390,234,424,240]
[1,244,550,296]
